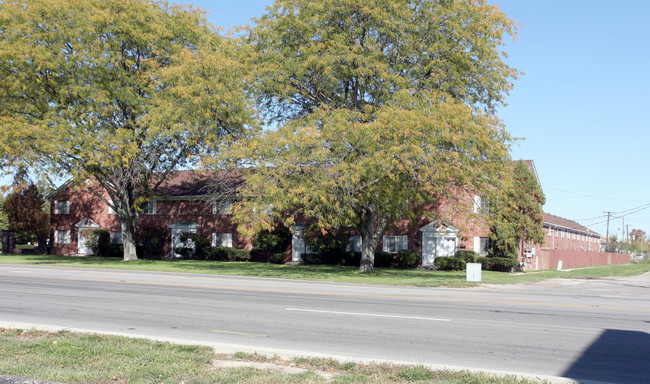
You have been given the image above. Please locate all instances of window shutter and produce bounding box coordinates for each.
[401,236,408,251]
[382,236,388,252]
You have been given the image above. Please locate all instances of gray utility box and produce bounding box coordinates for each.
[466,263,482,282]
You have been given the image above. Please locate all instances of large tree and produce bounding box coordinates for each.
[0,0,255,260]
[235,0,518,272]
[489,161,546,262]
[3,184,50,249]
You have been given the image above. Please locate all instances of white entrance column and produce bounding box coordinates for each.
[291,224,306,263]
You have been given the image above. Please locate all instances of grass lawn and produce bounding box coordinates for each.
[1,253,649,287]
[0,328,548,384]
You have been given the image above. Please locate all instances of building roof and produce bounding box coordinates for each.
[543,212,601,237]
[47,169,244,200]
[155,169,243,197]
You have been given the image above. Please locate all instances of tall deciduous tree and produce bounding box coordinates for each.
[235,0,518,272]
[3,184,50,248]
[489,161,546,262]
[0,194,10,231]
[0,0,255,260]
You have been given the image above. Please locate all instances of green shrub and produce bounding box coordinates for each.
[269,252,287,264]
[374,252,394,268]
[394,250,420,269]
[86,229,110,256]
[480,256,517,272]
[178,232,211,259]
[455,250,479,263]
[434,256,466,271]
[304,228,347,257]
[301,253,321,265]
[136,227,166,259]
[84,229,123,258]
[253,227,292,253]
[203,247,251,262]
[98,243,123,258]
[343,251,361,266]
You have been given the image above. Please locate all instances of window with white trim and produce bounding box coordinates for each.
[473,196,489,215]
[212,232,233,248]
[141,200,157,215]
[109,231,123,244]
[382,235,408,253]
[54,201,70,215]
[346,235,362,253]
[212,198,233,215]
[55,230,71,244]
[478,237,490,257]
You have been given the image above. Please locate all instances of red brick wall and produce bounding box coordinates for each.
[383,192,489,253]
[531,249,631,270]
[50,183,120,255]
[542,226,601,252]
[49,183,250,256]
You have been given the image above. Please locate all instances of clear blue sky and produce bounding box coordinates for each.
[7,0,649,240]
[180,0,650,239]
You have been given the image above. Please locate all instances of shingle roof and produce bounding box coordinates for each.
[543,212,601,237]
[155,169,244,197]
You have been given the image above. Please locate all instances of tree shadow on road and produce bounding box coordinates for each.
[562,329,650,384]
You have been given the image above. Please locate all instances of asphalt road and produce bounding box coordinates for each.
[1,264,649,384]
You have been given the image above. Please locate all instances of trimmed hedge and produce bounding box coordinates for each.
[434,256,466,271]
[269,252,287,264]
[455,250,479,263]
[202,247,251,262]
[301,251,345,265]
[374,252,394,268]
[394,250,420,269]
[86,229,123,258]
[343,251,361,266]
[301,250,420,269]
[480,256,517,272]
[179,232,211,259]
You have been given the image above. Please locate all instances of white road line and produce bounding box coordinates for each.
[286,308,450,322]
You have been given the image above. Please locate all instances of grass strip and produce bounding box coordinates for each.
[0,328,549,383]
[0,254,649,287]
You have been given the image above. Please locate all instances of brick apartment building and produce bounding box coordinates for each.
[48,162,628,269]
[48,170,492,264]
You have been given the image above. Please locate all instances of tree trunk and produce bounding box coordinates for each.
[119,208,139,261]
[359,230,376,273]
[358,207,389,273]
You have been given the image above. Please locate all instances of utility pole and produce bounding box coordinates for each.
[604,211,614,252]
[626,224,630,244]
